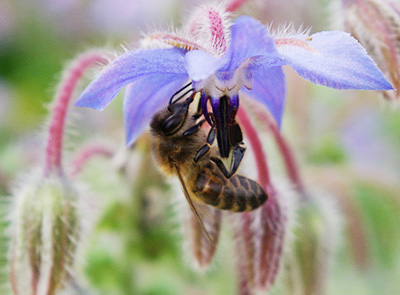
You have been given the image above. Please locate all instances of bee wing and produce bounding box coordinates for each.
[171,160,215,244]
[183,200,221,267]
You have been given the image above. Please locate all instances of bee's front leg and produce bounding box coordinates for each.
[182,119,205,137]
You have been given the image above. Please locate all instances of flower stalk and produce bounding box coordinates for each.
[237,106,288,291]
[234,214,255,295]
[70,143,114,176]
[9,50,109,295]
[226,0,251,12]
[45,51,108,176]
[235,211,257,293]
[246,100,307,197]
[237,107,272,195]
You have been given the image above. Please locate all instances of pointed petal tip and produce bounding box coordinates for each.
[125,132,137,147]
[276,30,397,92]
[74,95,107,111]
[74,91,108,111]
[381,80,395,91]
[365,66,395,91]
[77,47,188,111]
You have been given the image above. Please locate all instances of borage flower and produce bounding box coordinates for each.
[75,4,392,153]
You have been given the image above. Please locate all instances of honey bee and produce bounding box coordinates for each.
[169,82,246,178]
[149,94,268,217]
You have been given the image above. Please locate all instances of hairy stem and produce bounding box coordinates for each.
[235,217,254,295]
[226,0,251,12]
[237,106,273,195]
[9,238,18,295]
[238,106,286,290]
[241,212,255,283]
[247,101,307,197]
[70,144,114,176]
[44,51,108,176]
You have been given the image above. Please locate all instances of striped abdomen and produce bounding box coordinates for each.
[191,164,268,212]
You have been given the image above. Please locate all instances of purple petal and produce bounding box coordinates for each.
[220,16,280,73]
[277,31,394,90]
[241,66,286,127]
[123,74,188,146]
[75,48,187,110]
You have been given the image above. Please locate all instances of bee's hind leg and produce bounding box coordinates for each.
[229,144,246,177]
[194,128,216,162]
[210,121,246,178]
[211,144,246,178]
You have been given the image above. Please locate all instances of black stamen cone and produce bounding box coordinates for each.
[215,96,231,158]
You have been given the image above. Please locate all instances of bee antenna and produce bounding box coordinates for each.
[170,157,215,245]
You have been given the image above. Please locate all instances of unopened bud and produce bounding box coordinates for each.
[9,174,80,295]
[282,191,342,295]
[337,0,400,100]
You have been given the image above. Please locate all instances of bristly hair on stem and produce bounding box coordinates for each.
[44,51,109,177]
[226,0,252,12]
[236,106,292,292]
[237,107,272,194]
[69,143,114,176]
[244,99,308,198]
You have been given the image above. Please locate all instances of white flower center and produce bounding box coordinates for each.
[200,60,253,98]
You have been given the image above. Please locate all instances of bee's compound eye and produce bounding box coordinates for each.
[161,113,185,135]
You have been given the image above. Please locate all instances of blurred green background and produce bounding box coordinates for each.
[1,0,400,294]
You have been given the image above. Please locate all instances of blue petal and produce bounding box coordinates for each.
[75,48,187,110]
[241,66,286,127]
[185,16,281,84]
[220,16,280,73]
[123,74,188,146]
[277,31,393,90]
[185,50,224,83]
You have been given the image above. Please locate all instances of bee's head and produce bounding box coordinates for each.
[150,102,189,137]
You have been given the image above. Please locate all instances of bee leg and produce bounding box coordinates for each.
[169,82,194,105]
[210,157,230,178]
[194,128,216,162]
[192,97,203,119]
[229,144,246,177]
[211,144,246,178]
[183,119,205,137]
[230,123,243,145]
[168,91,195,114]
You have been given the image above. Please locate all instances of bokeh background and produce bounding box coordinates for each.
[1,0,400,294]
